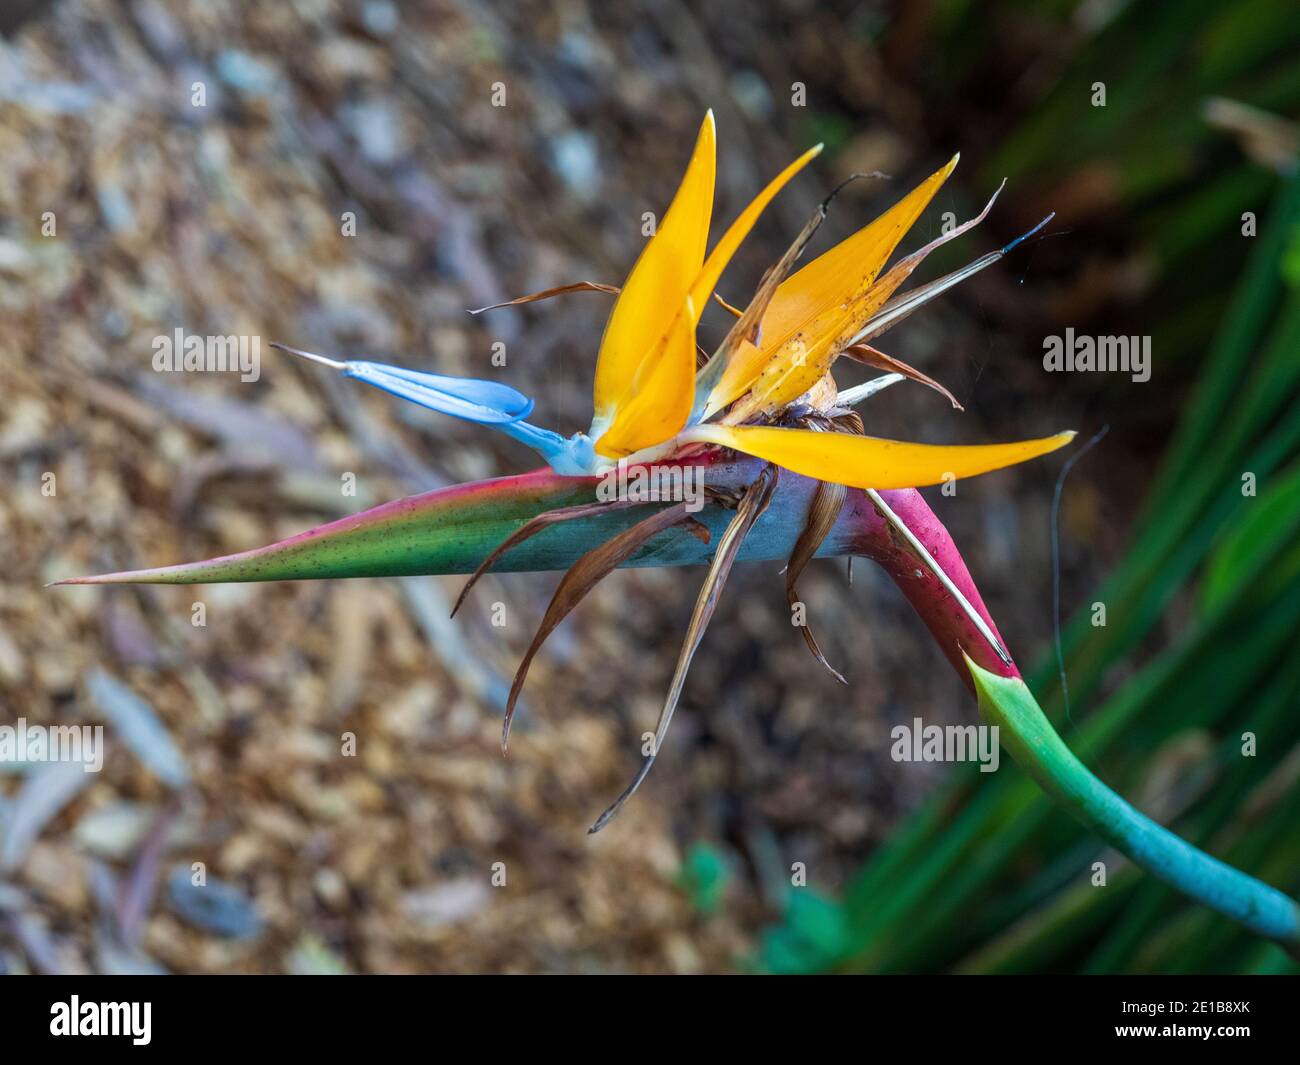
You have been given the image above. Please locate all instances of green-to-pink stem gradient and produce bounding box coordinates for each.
[57,454,1018,687]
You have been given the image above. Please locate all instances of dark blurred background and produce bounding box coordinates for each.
[2,0,1297,973]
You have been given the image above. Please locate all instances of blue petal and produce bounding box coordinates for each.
[342,361,535,425]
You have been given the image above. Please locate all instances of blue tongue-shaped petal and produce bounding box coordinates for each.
[271,344,533,425]
[344,361,534,424]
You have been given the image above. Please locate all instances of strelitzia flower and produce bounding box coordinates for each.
[68,113,1073,831]
[58,119,1300,949]
[265,113,1073,828]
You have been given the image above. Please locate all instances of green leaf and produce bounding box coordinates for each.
[1201,458,1300,612]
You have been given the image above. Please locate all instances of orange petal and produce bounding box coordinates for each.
[594,130,821,458]
[689,143,823,312]
[593,304,699,457]
[681,423,1076,489]
[591,113,716,444]
[704,155,959,420]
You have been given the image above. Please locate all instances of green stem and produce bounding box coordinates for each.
[967,656,1300,953]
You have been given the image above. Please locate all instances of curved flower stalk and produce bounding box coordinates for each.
[968,660,1300,955]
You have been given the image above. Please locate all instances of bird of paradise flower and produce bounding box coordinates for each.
[61,116,1300,956]
[264,112,1073,829]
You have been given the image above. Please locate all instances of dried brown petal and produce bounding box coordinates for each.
[451,499,639,618]
[589,466,778,833]
[785,477,848,684]
[842,343,964,410]
[467,281,619,315]
[503,503,705,752]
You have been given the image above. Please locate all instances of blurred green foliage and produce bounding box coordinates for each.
[676,842,732,916]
